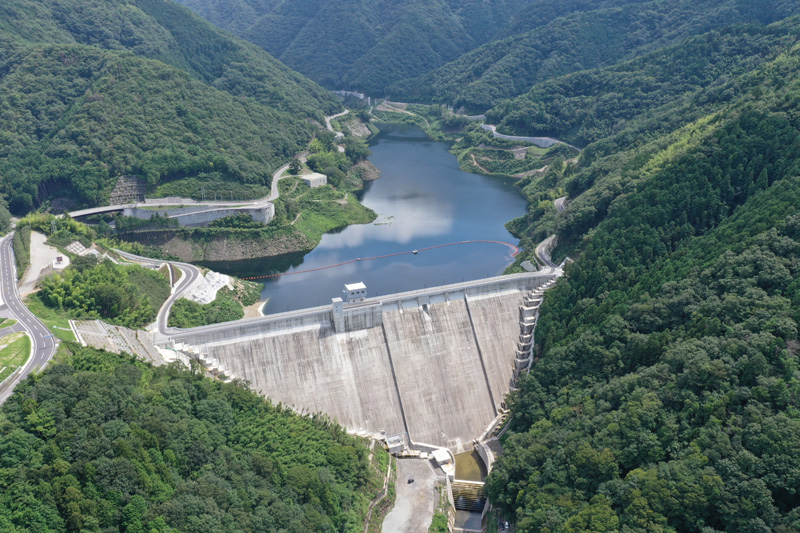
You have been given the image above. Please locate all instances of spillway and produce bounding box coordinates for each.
[162,271,560,451]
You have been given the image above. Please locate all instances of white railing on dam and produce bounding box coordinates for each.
[161,269,561,346]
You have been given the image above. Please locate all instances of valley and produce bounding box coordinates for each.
[0,1,800,532]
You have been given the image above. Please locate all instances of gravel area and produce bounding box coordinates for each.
[19,232,60,296]
[382,459,437,533]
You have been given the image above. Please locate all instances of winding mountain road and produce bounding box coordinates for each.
[325,109,349,137]
[111,146,312,334]
[113,250,201,336]
[535,235,558,268]
[0,235,57,405]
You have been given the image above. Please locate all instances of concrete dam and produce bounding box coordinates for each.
[161,270,560,451]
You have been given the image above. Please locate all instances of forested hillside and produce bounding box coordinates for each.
[499,16,800,255]
[0,0,340,213]
[487,22,800,146]
[391,0,800,111]
[0,346,380,531]
[174,0,528,94]
[484,16,800,532]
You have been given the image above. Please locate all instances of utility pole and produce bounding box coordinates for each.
[200,187,206,203]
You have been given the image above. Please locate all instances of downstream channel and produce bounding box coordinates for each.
[210,124,528,314]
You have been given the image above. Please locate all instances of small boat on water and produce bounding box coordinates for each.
[412,249,418,254]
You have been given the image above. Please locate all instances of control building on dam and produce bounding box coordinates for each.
[161,270,561,452]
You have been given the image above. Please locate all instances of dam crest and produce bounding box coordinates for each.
[161,270,561,451]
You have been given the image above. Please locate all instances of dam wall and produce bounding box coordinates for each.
[165,271,559,450]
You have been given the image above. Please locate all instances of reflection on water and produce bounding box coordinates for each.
[217,124,528,313]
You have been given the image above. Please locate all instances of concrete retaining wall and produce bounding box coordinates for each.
[123,204,274,227]
[480,125,559,148]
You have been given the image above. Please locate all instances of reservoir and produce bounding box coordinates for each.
[229,124,527,313]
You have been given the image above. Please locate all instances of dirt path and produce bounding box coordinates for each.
[514,165,549,179]
[470,154,490,174]
[378,101,431,128]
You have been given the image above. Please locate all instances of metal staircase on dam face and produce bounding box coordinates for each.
[510,278,558,391]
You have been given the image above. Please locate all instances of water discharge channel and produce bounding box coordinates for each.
[206,124,528,314]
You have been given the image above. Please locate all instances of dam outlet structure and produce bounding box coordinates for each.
[161,270,562,452]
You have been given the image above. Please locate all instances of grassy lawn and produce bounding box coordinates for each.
[0,318,18,329]
[0,332,31,382]
[278,178,376,243]
[527,145,549,156]
[23,294,77,342]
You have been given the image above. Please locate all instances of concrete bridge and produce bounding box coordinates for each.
[160,270,561,452]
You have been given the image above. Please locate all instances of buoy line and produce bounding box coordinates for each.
[242,240,520,281]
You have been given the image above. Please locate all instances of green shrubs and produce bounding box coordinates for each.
[168,278,262,328]
[11,226,31,280]
[168,289,244,328]
[38,260,170,328]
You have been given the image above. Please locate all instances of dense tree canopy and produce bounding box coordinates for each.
[0,346,378,531]
[486,13,800,532]
[39,259,170,328]
[174,0,529,94]
[0,0,340,213]
[390,0,800,111]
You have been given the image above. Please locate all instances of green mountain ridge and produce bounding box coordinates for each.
[390,0,800,112]
[487,21,800,146]
[0,0,340,213]
[481,15,800,532]
[174,0,529,94]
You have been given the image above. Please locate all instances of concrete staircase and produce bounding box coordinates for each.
[172,342,232,381]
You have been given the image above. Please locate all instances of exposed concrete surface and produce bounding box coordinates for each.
[382,459,437,533]
[205,325,407,437]
[383,299,494,450]
[467,291,523,410]
[165,272,560,449]
[19,232,59,296]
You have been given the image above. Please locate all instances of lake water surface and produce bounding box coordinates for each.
[217,124,528,313]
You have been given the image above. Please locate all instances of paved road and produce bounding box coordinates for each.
[165,270,560,343]
[535,235,557,268]
[480,124,581,152]
[0,235,57,405]
[113,250,202,336]
[325,109,349,138]
[107,149,310,335]
[67,106,346,220]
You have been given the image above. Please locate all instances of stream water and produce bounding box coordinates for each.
[204,124,528,314]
